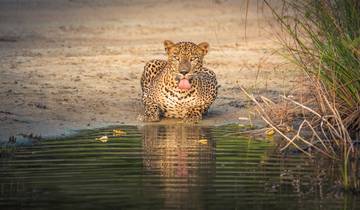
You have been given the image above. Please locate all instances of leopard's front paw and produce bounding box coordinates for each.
[182,114,202,123]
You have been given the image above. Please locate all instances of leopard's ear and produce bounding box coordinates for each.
[198,42,209,55]
[164,40,175,54]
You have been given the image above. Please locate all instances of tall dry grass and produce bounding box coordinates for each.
[266,0,360,136]
[243,0,359,191]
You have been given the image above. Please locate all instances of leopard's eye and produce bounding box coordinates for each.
[190,57,198,62]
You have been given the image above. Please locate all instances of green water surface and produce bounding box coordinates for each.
[0,124,358,210]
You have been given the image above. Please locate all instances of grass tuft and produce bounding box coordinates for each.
[265,0,360,136]
[245,0,360,192]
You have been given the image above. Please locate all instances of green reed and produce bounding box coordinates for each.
[262,0,360,191]
[266,0,359,134]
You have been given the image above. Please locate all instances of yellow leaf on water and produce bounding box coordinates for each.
[238,123,245,127]
[286,126,292,132]
[112,129,126,136]
[198,139,208,145]
[265,128,275,136]
[96,135,108,143]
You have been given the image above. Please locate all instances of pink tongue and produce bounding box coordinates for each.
[178,79,191,90]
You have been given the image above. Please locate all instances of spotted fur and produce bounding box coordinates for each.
[140,40,218,122]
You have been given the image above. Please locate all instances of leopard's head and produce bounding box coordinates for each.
[164,40,209,91]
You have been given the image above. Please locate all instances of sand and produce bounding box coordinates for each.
[0,0,298,142]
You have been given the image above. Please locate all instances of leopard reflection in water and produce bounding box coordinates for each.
[141,124,215,209]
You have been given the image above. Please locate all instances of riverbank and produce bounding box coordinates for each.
[0,0,297,142]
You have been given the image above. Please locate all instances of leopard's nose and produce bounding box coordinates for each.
[180,69,189,75]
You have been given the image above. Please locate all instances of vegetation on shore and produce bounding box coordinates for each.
[245,0,359,192]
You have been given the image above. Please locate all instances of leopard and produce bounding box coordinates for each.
[140,40,218,122]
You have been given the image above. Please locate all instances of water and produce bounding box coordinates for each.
[0,124,358,210]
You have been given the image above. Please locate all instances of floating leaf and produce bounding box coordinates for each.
[96,135,108,143]
[198,139,208,145]
[265,128,275,136]
[238,123,246,127]
[285,126,292,132]
[112,129,126,137]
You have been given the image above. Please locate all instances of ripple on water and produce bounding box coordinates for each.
[0,124,358,210]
